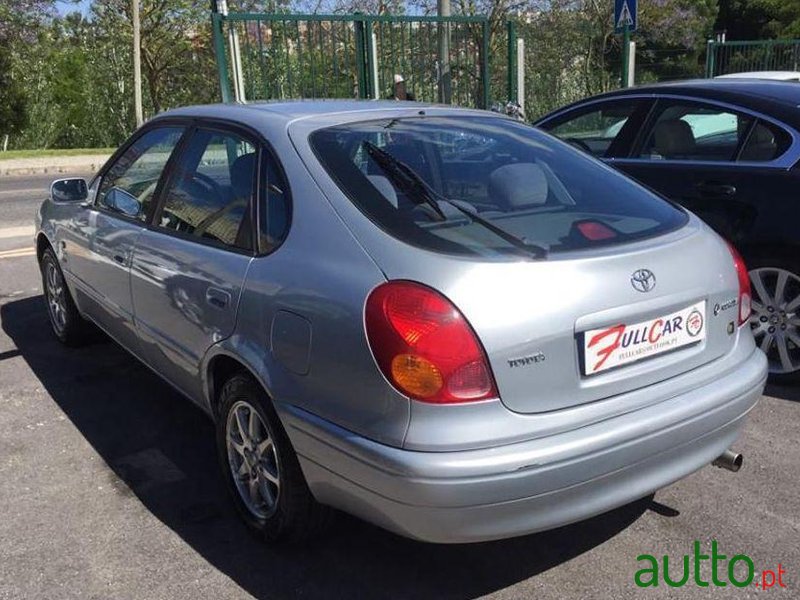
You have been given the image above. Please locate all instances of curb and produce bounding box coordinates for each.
[0,157,110,177]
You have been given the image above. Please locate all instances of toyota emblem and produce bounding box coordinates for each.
[631,269,656,293]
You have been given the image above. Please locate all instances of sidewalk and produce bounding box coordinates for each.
[0,154,111,177]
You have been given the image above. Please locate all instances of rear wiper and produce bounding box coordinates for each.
[363,141,446,221]
[362,141,547,258]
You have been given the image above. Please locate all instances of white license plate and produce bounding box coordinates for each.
[582,301,706,375]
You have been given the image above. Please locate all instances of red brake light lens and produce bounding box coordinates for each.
[727,242,751,325]
[575,220,618,241]
[365,281,498,403]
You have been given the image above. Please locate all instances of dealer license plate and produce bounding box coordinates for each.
[582,301,706,376]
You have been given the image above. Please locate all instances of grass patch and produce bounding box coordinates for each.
[0,148,114,160]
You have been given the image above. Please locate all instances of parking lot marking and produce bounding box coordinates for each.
[0,247,36,260]
[0,225,35,239]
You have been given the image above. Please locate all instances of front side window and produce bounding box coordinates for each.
[157,129,256,251]
[309,116,688,258]
[544,100,642,157]
[97,127,184,221]
[638,102,752,162]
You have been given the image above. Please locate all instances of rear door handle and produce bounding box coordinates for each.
[206,287,231,309]
[696,181,736,197]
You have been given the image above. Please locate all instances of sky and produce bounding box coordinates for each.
[56,0,91,16]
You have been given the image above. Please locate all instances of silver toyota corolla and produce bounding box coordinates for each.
[35,101,767,543]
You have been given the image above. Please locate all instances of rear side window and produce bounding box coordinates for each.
[259,153,291,253]
[309,116,688,258]
[738,120,792,162]
[639,101,753,162]
[157,129,256,251]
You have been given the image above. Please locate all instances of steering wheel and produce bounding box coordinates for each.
[565,138,593,154]
[189,172,224,202]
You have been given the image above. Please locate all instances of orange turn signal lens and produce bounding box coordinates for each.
[390,354,443,398]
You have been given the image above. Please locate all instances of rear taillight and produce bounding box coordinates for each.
[727,242,751,326]
[365,281,498,403]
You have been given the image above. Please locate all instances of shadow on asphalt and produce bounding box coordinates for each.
[765,383,800,403]
[3,295,651,600]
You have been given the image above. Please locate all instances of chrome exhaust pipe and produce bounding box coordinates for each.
[712,449,743,472]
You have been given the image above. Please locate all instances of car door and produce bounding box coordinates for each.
[130,125,258,403]
[608,98,795,243]
[64,126,185,351]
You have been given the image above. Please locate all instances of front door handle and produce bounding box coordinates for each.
[206,287,231,309]
[696,181,736,197]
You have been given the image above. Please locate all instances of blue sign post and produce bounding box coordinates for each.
[615,0,637,87]
[614,0,637,33]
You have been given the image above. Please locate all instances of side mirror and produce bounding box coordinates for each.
[104,187,141,218]
[51,178,89,203]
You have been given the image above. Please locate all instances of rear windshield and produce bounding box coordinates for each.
[309,116,687,258]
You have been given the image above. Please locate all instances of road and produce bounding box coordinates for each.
[0,174,92,261]
[1,173,92,229]
[0,172,798,598]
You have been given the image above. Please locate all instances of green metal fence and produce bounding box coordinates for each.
[706,39,800,77]
[211,10,517,110]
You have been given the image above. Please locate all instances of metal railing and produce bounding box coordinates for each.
[706,39,800,77]
[210,10,519,110]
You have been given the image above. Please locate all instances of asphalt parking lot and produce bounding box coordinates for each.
[0,175,798,599]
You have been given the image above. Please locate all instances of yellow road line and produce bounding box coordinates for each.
[0,247,36,259]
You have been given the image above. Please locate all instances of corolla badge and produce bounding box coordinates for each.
[631,269,656,293]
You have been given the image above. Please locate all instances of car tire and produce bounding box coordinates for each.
[40,247,92,346]
[216,372,331,542]
[746,256,800,384]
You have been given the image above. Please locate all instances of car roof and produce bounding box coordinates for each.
[545,79,800,128]
[157,99,486,123]
[149,100,496,140]
[716,71,800,81]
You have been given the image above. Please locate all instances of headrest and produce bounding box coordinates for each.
[489,163,549,209]
[230,153,256,200]
[652,119,695,158]
[367,175,398,208]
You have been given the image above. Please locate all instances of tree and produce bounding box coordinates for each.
[0,0,55,41]
[93,0,218,115]
[0,45,28,148]
[0,1,58,149]
[717,0,800,40]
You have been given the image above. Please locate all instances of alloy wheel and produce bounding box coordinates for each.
[44,260,67,335]
[225,400,281,519]
[749,267,800,375]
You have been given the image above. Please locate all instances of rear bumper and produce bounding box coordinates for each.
[282,347,767,543]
